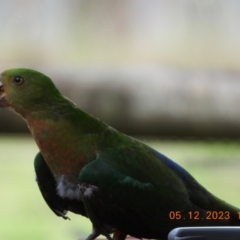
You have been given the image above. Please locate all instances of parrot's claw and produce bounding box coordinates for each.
[54,209,70,220]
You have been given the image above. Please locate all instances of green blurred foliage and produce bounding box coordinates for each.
[0,135,240,240]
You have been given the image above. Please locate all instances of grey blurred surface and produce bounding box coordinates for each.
[1,66,240,138]
[168,227,240,240]
[1,1,240,137]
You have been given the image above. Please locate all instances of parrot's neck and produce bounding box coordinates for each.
[24,100,106,184]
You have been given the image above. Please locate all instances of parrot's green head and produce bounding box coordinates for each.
[0,68,61,117]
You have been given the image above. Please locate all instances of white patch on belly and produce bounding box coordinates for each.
[84,187,94,197]
[56,175,82,200]
[78,184,95,198]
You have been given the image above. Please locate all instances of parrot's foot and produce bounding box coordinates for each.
[113,230,127,240]
[83,228,101,240]
[81,230,128,240]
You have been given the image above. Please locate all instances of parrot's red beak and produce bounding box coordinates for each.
[0,79,9,107]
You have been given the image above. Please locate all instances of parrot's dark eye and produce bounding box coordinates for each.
[13,76,24,86]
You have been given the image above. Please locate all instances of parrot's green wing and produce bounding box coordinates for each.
[78,145,233,239]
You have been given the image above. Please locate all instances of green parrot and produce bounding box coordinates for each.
[0,68,239,240]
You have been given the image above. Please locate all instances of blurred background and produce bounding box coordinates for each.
[1,1,240,240]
